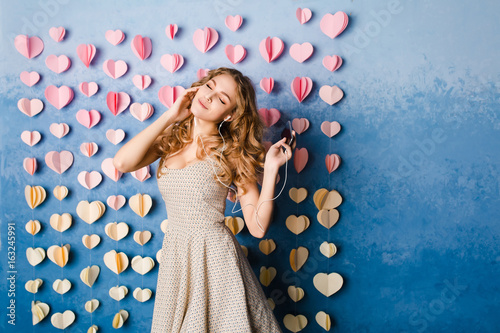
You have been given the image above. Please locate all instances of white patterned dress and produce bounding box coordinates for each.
[151,158,282,332]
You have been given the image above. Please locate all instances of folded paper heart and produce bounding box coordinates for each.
[283,313,307,332]
[77,43,96,67]
[45,54,71,73]
[25,219,41,235]
[80,265,100,287]
[51,310,75,329]
[23,157,37,175]
[31,300,50,325]
[325,154,341,173]
[20,71,40,87]
[160,219,169,233]
[106,91,130,116]
[105,222,129,241]
[197,68,209,80]
[286,215,310,235]
[76,200,106,224]
[241,245,248,257]
[289,187,308,203]
[313,188,343,210]
[105,129,125,145]
[161,53,184,73]
[259,36,284,63]
[225,45,247,64]
[291,77,313,103]
[88,324,98,333]
[25,185,46,209]
[109,285,128,301]
[49,26,65,42]
[131,35,152,60]
[15,35,43,59]
[17,98,44,117]
[130,102,154,122]
[104,250,129,274]
[133,74,151,90]
[288,285,305,302]
[78,171,102,190]
[289,42,314,63]
[165,24,178,40]
[80,142,98,157]
[131,166,151,182]
[129,193,152,217]
[294,148,309,173]
[258,108,281,127]
[292,118,309,134]
[53,185,68,201]
[76,109,101,129]
[49,123,70,139]
[259,77,274,94]
[313,272,343,297]
[47,244,70,267]
[52,278,71,294]
[44,85,74,109]
[106,29,125,45]
[134,230,152,246]
[131,255,155,275]
[259,266,277,287]
[321,121,341,138]
[107,195,126,210]
[296,8,312,24]
[102,157,123,181]
[317,209,340,229]
[45,150,73,174]
[320,12,349,39]
[290,246,309,272]
[259,239,276,255]
[25,278,43,294]
[103,59,128,79]
[21,130,41,146]
[82,234,101,249]
[26,247,45,266]
[85,299,99,313]
[79,81,99,97]
[320,241,337,258]
[158,85,185,108]
[112,309,129,328]
[224,216,244,235]
[323,55,343,72]
[133,287,153,302]
[316,311,332,331]
[50,213,72,232]
[225,15,243,31]
[193,27,219,53]
[319,85,344,105]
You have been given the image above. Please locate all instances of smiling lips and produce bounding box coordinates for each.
[198,98,208,109]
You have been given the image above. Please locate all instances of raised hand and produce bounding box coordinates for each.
[166,86,201,123]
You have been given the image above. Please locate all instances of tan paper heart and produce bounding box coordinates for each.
[85,299,100,313]
[112,309,129,328]
[103,250,129,274]
[25,185,46,209]
[80,265,100,287]
[160,219,169,233]
[26,247,46,266]
[82,234,101,249]
[88,324,98,333]
[53,185,68,200]
[290,246,309,272]
[313,188,342,210]
[259,266,277,287]
[51,310,75,329]
[289,187,308,204]
[77,200,106,224]
[241,245,248,257]
[320,241,337,258]
[47,244,70,267]
[50,213,72,232]
[53,278,71,294]
[317,209,340,229]
[109,285,128,301]
[134,230,152,245]
[105,222,129,241]
[313,272,343,297]
[25,278,43,293]
[224,216,245,235]
[259,239,276,255]
[288,285,305,302]
[286,215,310,235]
[31,300,50,325]
[316,311,332,331]
[129,193,152,217]
[25,219,41,235]
[283,314,308,332]
[131,255,155,275]
[133,287,152,302]
[267,297,276,310]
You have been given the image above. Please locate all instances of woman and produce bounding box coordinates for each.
[113,67,291,332]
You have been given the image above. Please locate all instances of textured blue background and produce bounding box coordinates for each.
[1,0,499,332]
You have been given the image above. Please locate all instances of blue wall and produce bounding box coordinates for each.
[1,0,499,332]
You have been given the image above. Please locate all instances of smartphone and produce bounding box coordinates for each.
[280,121,296,151]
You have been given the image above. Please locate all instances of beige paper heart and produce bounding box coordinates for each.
[259,266,277,287]
[47,244,70,267]
[77,200,106,224]
[50,213,72,232]
[25,278,43,293]
[87,324,99,333]
[224,216,245,235]
[82,234,101,249]
[288,285,305,302]
[105,222,129,241]
[131,255,155,275]
[156,249,163,263]
[241,245,248,257]
[25,185,46,209]
[259,239,276,255]
[133,230,152,246]
[85,299,100,313]
[25,219,41,235]
[112,309,129,329]
[53,185,68,200]
[129,193,152,217]
[290,246,309,272]
[133,287,152,302]
[283,314,308,332]
[80,265,100,287]
[320,241,337,258]
[26,247,46,266]
[313,272,343,297]
[103,250,129,274]
[289,187,308,204]
[51,310,75,329]
[53,278,71,294]
[286,215,310,235]
[317,209,340,229]
[109,285,128,301]
[315,311,332,331]
[31,300,50,325]
[267,297,276,310]
[160,219,169,233]
[313,188,342,210]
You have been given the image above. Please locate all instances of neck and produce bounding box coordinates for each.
[192,116,218,139]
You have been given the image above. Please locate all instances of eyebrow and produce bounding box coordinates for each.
[209,79,231,102]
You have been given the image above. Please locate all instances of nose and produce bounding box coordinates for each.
[205,90,216,102]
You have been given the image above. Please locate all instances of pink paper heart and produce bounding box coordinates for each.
[131,166,151,182]
[322,55,343,72]
[79,82,99,97]
[103,59,128,79]
[21,131,41,146]
[17,98,43,117]
[106,129,125,145]
[225,15,243,31]
[321,121,341,138]
[49,27,65,42]
[259,37,284,63]
[197,68,209,80]
[14,35,44,59]
[106,91,130,116]
[158,85,185,108]
[20,71,40,87]
[289,42,314,63]
[24,157,37,175]
[260,78,274,94]
[129,103,154,122]
[192,27,219,53]
[76,109,101,129]
[78,171,102,189]
[320,12,349,39]
[101,157,122,182]
[132,75,152,90]
[44,85,74,109]
[165,24,178,40]
[294,148,309,173]
[45,54,71,73]
[225,45,247,64]
[80,142,98,157]
[258,108,281,127]
[76,44,96,68]
[161,54,184,73]
[105,30,125,45]
[49,123,70,138]
[296,8,312,24]
[131,35,152,61]
[325,154,341,173]
[319,85,344,105]
[292,118,310,134]
[291,77,313,103]
[45,150,73,174]
[107,195,126,210]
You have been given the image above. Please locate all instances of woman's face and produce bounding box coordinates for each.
[191,73,238,123]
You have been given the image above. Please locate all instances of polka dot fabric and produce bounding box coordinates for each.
[151,159,282,332]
